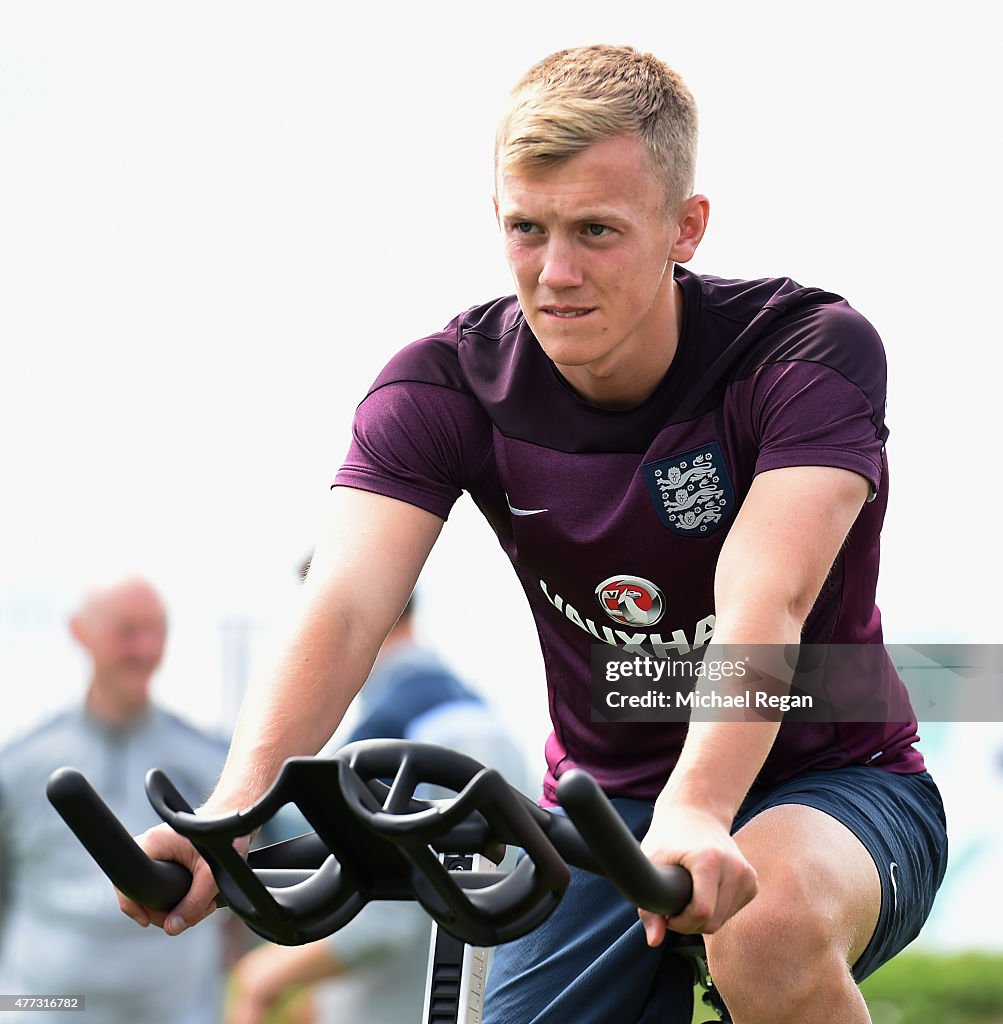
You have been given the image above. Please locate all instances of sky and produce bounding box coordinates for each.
[2,0,1002,953]
[1,2,1000,758]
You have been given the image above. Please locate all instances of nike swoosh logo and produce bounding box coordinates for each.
[506,494,549,517]
[889,862,899,915]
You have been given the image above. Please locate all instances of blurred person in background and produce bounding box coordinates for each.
[225,593,528,1024]
[0,575,230,1023]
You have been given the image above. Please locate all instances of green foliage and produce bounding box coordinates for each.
[691,952,1003,1023]
[861,952,1003,1024]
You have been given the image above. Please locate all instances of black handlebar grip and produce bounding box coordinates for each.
[46,767,193,911]
[556,769,693,917]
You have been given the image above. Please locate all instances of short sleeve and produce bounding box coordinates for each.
[750,362,886,494]
[334,381,492,521]
[747,305,888,496]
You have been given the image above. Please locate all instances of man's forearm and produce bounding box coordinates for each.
[202,490,444,816]
[657,718,781,827]
[204,598,382,813]
[656,613,800,826]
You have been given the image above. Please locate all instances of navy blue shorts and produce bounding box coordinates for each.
[482,767,947,1024]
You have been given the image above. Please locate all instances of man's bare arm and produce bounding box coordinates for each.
[639,464,870,942]
[208,486,444,811]
[227,940,347,1024]
[119,486,444,934]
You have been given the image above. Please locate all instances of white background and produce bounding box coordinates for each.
[1,0,1000,945]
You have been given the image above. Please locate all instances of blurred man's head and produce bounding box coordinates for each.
[70,576,167,723]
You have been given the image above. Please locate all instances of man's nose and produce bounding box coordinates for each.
[132,627,165,662]
[538,238,584,290]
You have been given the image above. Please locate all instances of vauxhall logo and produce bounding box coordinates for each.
[539,577,716,656]
[595,575,665,627]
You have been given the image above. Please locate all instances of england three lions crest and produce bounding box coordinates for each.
[643,442,736,537]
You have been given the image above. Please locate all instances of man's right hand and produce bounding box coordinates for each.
[115,490,443,937]
[117,822,220,935]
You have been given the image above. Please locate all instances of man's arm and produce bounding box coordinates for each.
[226,940,347,1024]
[639,464,870,944]
[227,891,430,1024]
[119,486,444,934]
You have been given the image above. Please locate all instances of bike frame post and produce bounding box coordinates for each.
[421,852,496,1024]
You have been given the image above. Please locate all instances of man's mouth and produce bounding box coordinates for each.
[543,307,594,319]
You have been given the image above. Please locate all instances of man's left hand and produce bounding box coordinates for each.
[638,803,758,944]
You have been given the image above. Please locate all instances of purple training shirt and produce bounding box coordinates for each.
[334,267,925,804]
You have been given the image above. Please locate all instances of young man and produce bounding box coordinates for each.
[123,46,947,1023]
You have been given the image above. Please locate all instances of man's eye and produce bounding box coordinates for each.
[513,222,537,234]
[585,224,612,237]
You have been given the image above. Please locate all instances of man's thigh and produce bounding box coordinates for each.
[723,767,948,982]
[729,802,881,967]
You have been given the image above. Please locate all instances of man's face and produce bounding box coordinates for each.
[495,134,681,396]
[78,583,166,705]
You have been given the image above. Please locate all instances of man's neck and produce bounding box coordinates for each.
[555,274,685,410]
[84,682,149,727]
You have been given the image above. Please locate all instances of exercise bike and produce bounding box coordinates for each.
[47,739,730,1022]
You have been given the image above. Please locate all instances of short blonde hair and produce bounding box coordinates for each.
[495,44,698,211]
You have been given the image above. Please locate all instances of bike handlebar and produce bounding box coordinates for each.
[46,740,692,947]
[47,768,192,910]
[556,768,692,918]
[45,769,325,911]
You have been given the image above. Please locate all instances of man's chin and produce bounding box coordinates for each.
[533,333,606,369]
[117,671,155,696]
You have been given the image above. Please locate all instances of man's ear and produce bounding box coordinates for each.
[69,614,88,648]
[493,193,500,226]
[669,194,710,265]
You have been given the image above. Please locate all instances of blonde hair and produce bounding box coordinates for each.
[495,44,698,211]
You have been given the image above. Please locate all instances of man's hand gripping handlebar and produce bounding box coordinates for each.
[46,740,693,948]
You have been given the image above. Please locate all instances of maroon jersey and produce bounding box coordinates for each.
[335,267,924,803]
